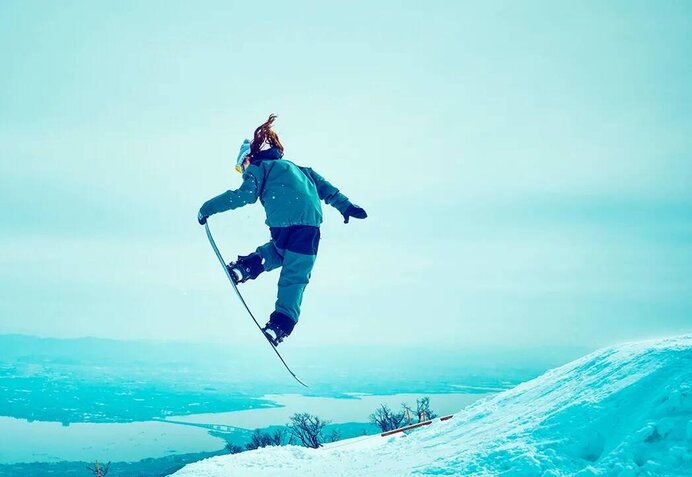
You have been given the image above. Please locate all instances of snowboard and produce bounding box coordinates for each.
[204,222,308,387]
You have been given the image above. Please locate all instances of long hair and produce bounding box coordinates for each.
[250,114,284,157]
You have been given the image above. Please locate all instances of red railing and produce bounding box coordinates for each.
[380,414,454,437]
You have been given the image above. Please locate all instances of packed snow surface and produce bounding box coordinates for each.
[172,336,692,476]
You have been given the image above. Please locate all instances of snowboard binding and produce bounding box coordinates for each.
[262,312,296,347]
[262,322,287,346]
[226,253,264,284]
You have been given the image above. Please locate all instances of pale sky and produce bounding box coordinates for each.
[1,1,691,348]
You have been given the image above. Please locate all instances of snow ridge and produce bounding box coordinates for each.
[172,336,692,476]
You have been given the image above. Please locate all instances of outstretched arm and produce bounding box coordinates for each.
[198,172,260,223]
[301,167,367,223]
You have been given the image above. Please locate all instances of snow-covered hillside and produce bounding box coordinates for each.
[172,336,692,476]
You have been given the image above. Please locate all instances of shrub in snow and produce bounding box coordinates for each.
[287,413,330,449]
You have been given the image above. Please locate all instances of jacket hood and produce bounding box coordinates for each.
[250,147,284,163]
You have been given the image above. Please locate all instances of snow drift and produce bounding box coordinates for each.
[172,336,692,476]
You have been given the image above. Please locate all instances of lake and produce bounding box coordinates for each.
[0,392,492,464]
[166,392,493,428]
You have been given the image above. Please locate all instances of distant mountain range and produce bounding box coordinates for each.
[0,333,593,396]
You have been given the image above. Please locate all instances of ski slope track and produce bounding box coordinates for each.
[172,336,692,476]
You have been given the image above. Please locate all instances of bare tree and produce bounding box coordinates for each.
[369,404,406,432]
[415,397,437,422]
[86,460,110,477]
[326,428,342,443]
[402,396,438,425]
[269,428,286,446]
[402,403,414,425]
[287,412,330,449]
[226,443,244,454]
[246,428,286,450]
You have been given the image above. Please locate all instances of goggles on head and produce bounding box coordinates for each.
[235,139,252,173]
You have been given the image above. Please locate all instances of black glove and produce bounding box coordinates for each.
[198,211,208,225]
[342,205,367,224]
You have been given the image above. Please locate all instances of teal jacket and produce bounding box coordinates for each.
[200,148,353,228]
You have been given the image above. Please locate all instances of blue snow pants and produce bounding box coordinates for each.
[254,225,320,326]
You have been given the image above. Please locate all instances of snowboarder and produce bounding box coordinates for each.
[198,115,367,345]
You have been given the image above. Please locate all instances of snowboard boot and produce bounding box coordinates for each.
[262,311,296,346]
[227,253,264,285]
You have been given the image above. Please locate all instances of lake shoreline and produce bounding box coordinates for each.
[0,392,492,466]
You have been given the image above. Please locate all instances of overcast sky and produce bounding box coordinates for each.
[1,1,691,349]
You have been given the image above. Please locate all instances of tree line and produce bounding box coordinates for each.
[226,396,437,454]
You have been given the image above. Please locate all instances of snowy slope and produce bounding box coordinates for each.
[172,336,692,476]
